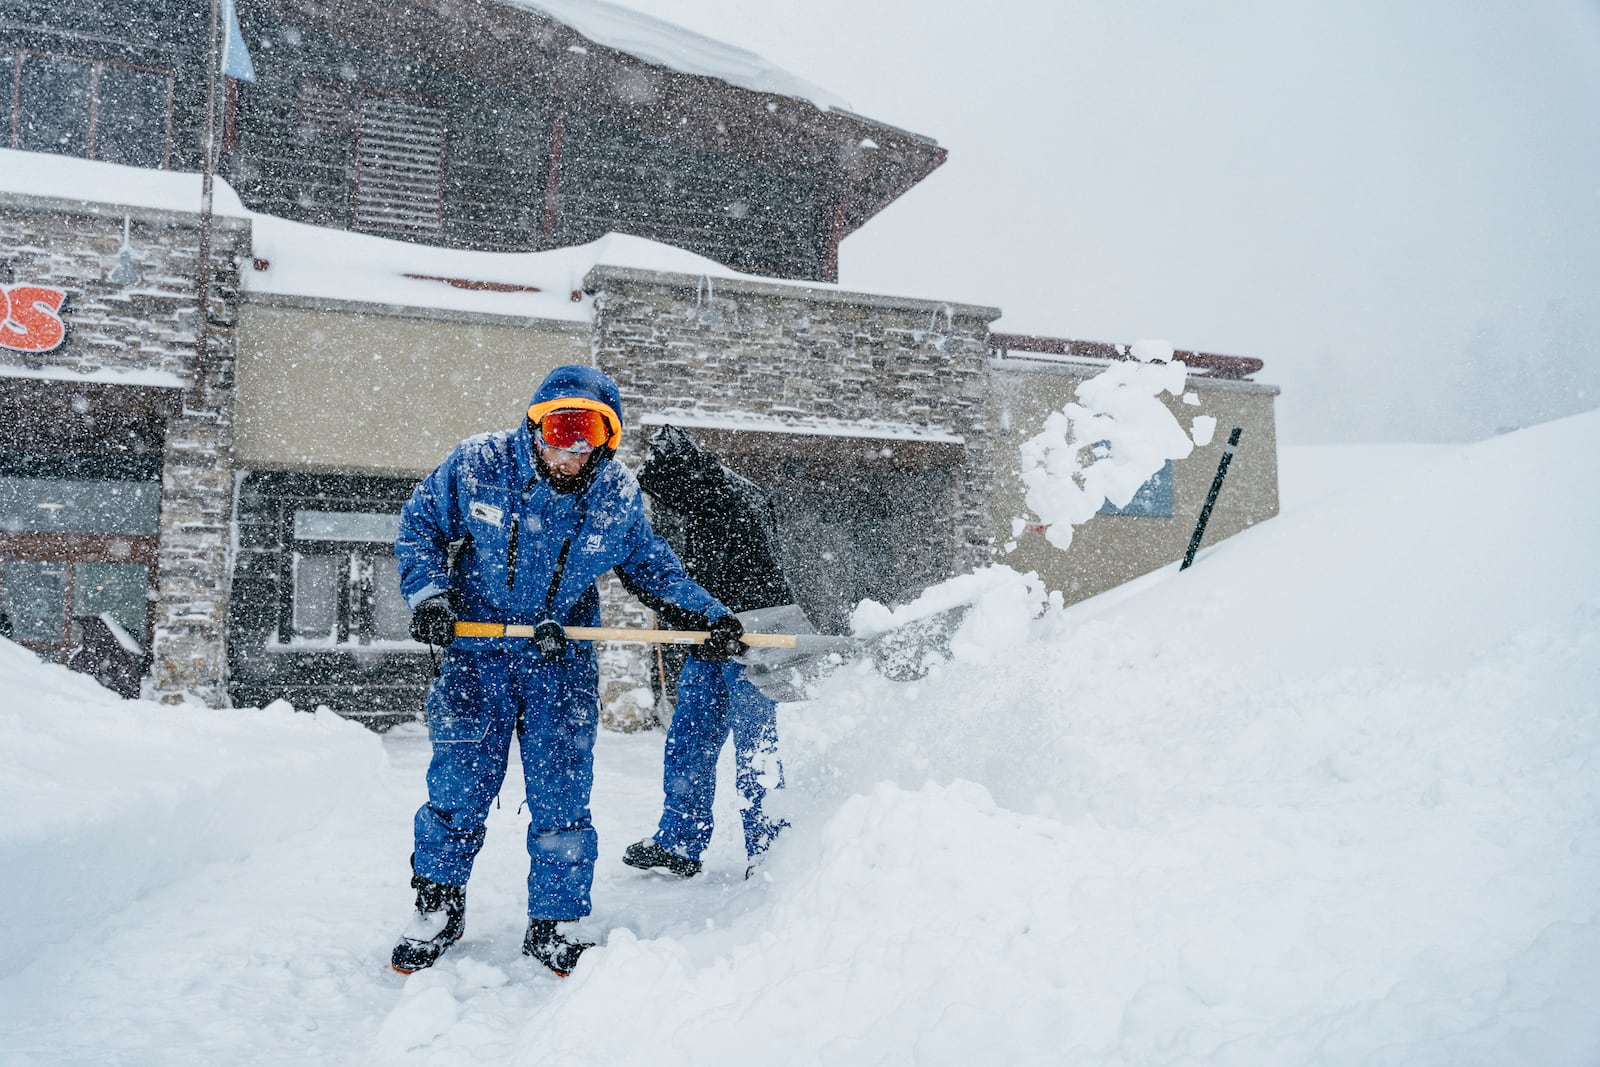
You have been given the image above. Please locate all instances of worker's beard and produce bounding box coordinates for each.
[536,447,604,494]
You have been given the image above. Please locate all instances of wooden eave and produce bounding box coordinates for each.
[265,0,944,239]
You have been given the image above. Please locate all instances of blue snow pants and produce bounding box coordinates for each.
[413,647,599,920]
[654,657,786,862]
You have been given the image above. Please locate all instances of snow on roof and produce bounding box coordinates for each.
[0,148,248,217]
[0,149,754,322]
[247,212,735,322]
[0,150,981,325]
[0,364,187,390]
[503,0,849,111]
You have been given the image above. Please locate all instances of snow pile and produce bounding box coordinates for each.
[2,409,1598,1063]
[546,406,1600,1064]
[0,646,386,977]
[1017,339,1214,551]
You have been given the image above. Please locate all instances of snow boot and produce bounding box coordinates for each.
[391,874,466,974]
[622,838,701,878]
[522,919,594,977]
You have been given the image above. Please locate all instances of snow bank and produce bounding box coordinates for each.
[3,410,1597,1063]
[519,409,1600,1064]
[0,642,386,976]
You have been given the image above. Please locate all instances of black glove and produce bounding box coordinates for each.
[695,613,745,662]
[532,619,568,661]
[409,596,457,647]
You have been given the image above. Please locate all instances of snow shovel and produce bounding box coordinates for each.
[559,602,973,703]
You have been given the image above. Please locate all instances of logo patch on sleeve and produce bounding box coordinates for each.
[469,501,504,527]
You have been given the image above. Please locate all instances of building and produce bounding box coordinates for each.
[0,0,1279,725]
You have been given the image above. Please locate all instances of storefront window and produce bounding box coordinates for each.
[72,562,151,643]
[1,560,151,649]
[286,511,411,645]
[291,553,340,640]
[0,477,161,535]
[3,560,67,643]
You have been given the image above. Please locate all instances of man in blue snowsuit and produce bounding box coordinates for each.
[390,366,746,977]
[617,425,794,880]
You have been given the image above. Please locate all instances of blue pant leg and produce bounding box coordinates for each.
[517,652,601,920]
[654,655,731,861]
[413,650,517,887]
[727,662,787,858]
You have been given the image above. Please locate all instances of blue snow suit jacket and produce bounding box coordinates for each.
[395,386,730,652]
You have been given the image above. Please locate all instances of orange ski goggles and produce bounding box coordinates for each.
[528,398,622,452]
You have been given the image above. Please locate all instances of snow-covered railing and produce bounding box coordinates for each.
[989,333,1264,380]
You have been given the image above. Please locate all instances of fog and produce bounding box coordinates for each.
[605,0,1600,444]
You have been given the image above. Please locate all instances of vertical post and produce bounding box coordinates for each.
[1180,426,1243,571]
[196,0,220,370]
[541,110,566,243]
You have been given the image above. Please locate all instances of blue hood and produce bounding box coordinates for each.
[529,365,624,428]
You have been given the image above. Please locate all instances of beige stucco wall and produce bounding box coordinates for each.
[235,297,590,477]
[987,360,1281,603]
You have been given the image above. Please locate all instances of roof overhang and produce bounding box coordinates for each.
[264,0,945,241]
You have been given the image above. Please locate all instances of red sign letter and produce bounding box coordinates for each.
[0,284,69,353]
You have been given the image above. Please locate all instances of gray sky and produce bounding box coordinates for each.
[605,0,1600,444]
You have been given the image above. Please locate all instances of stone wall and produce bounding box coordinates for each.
[0,193,250,706]
[585,265,1002,562]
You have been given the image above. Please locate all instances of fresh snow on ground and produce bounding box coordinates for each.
[3,410,1598,1065]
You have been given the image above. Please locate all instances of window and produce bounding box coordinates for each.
[1084,441,1175,517]
[352,91,446,234]
[0,560,151,649]
[285,510,412,645]
[9,50,173,168]
[1099,460,1175,517]
[0,476,161,535]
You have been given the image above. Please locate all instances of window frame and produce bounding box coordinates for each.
[277,509,411,647]
[7,48,175,168]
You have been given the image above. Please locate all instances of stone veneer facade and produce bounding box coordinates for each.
[585,265,1002,560]
[0,193,250,707]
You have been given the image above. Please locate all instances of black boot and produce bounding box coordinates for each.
[391,874,466,974]
[622,838,702,878]
[522,918,594,977]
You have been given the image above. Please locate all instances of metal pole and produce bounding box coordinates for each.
[195,0,220,370]
[1180,426,1243,571]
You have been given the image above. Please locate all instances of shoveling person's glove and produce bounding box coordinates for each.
[409,596,457,647]
[695,613,746,662]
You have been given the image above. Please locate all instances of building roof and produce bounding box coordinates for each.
[268,0,945,241]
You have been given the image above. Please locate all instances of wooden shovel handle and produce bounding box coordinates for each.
[564,626,800,649]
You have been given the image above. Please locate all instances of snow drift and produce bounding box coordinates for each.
[1,409,1597,1064]
[0,652,386,976]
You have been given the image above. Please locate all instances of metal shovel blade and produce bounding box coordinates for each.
[738,603,972,703]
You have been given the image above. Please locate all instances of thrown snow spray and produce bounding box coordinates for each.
[1015,339,1215,552]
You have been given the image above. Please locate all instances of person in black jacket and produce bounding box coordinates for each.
[619,425,794,878]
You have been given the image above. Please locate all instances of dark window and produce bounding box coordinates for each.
[95,64,173,168]
[353,91,446,234]
[9,50,172,167]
